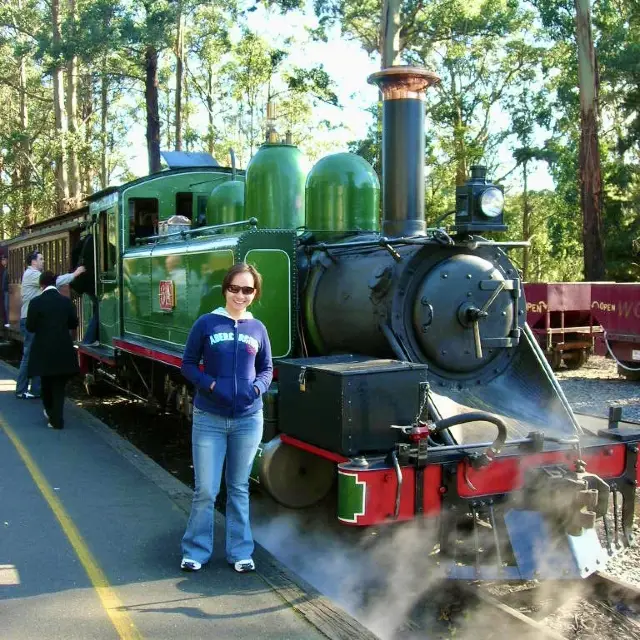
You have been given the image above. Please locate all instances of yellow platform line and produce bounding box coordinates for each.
[1,416,143,640]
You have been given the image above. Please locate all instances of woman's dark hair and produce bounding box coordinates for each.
[39,271,56,288]
[26,250,41,266]
[221,263,262,301]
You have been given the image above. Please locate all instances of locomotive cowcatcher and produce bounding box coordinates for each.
[63,66,640,582]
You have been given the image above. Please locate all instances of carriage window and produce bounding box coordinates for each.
[61,238,68,271]
[52,240,59,274]
[176,192,193,220]
[128,197,159,245]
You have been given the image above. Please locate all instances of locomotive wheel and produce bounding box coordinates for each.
[258,437,335,509]
[83,373,110,397]
[563,349,589,370]
[617,363,640,381]
[548,350,563,370]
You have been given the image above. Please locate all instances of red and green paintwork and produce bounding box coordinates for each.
[335,443,632,526]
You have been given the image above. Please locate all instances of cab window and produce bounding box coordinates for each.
[128,197,159,245]
[176,192,193,220]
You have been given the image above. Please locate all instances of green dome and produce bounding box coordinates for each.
[207,180,245,226]
[306,153,379,232]
[245,144,308,229]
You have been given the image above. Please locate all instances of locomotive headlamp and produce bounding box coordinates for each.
[454,165,507,233]
[479,187,504,218]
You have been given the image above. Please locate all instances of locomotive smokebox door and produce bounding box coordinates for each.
[277,355,429,456]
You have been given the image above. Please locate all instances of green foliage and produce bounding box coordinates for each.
[504,190,583,282]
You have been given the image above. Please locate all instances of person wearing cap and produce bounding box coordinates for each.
[15,250,85,399]
[26,270,79,429]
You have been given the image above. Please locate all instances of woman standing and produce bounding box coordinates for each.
[180,263,273,573]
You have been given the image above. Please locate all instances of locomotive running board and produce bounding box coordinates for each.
[76,343,116,367]
[112,337,183,369]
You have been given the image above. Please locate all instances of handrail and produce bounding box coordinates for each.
[134,217,258,245]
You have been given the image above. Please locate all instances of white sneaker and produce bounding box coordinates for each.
[233,559,255,573]
[180,558,202,572]
[4,324,9,328]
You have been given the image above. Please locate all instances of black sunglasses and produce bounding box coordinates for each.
[227,284,256,295]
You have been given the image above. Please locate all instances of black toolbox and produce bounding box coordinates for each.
[277,354,429,456]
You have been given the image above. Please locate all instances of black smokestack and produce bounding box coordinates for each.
[368,66,440,237]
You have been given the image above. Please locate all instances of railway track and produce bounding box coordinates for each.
[429,572,640,640]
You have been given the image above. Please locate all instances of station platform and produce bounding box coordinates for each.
[0,361,375,640]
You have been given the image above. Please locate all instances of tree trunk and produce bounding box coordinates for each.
[165,85,172,149]
[80,72,94,195]
[451,70,467,186]
[52,0,69,211]
[184,69,190,151]
[207,67,215,155]
[145,45,161,174]
[66,0,80,202]
[380,0,401,68]
[0,154,4,239]
[522,160,530,281]
[18,53,34,225]
[100,56,109,189]
[175,3,184,151]
[575,0,605,280]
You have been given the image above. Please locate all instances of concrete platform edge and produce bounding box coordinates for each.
[0,356,378,640]
[70,403,380,640]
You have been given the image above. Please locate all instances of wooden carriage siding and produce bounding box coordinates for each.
[2,207,88,336]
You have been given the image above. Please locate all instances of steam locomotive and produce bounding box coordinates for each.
[9,66,640,582]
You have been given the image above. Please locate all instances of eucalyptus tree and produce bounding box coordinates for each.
[531,0,640,280]
[532,0,606,280]
[504,190,583,282]
[185,0,236,157]
[309,0,541,225]
[72,0,138,188]
[0,0,57,224]
[504,82,555,281]
[64,0,80,202]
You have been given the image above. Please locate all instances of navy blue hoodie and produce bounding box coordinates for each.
[181,307,273,417]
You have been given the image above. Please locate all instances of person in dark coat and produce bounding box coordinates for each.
[26,271,80,430]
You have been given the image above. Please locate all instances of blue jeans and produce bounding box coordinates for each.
[16,318,40,396]
[81,294,99,344]
[181,408,263,565]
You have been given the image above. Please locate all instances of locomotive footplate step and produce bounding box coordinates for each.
[76,343,116,366]
[0,360,368,640]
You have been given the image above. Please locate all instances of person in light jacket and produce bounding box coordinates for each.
[180,262,273,574]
